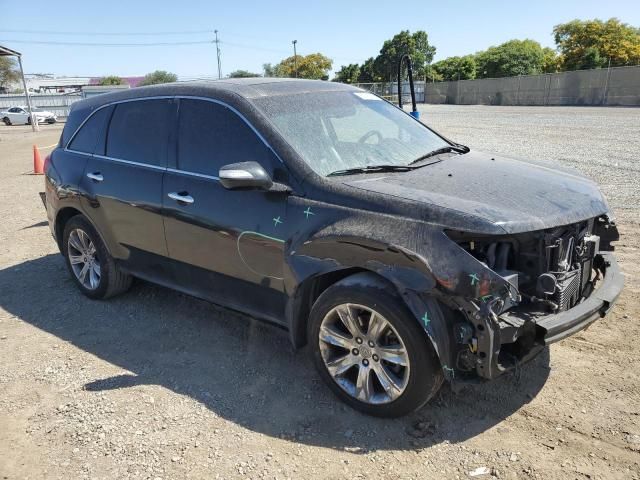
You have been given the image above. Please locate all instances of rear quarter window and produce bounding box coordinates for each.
[67,106,113,154]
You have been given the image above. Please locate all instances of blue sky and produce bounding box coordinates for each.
[1,0,639,78]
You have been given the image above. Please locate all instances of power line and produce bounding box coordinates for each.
[0,28,213,36]
[0,37,297,54]
[221,40,290,55]
[0,39,213,47]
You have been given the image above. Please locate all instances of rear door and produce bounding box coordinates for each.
[162,97,289,322]
[79,98,176,272]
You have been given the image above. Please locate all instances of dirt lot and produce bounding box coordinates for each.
[1,106,639,480]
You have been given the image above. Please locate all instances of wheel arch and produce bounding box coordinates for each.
[55,207,84,249]
[55,207,110,258]
[286,265,455,380]
[287,267,381,348]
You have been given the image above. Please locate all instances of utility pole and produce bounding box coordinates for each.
[292,40,298,78]
[214,30,222,79]
[17,55,37,132]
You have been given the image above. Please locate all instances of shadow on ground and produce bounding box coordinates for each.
[0,254,550,451]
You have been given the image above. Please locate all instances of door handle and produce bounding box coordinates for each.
[168,192,195,205]
[86,172,103,182]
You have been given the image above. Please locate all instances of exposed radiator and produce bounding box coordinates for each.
[552,267,582,311]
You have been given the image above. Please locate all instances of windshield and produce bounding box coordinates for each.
[254,91,451,176]
[31,108,44,112]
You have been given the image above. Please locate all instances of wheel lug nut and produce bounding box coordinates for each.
[372,354,379,362]
[352,348,359,356]
[368,340,375,347]
[362,359,369,366]
[355,337,363,344]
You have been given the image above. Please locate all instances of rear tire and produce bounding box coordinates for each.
[2,117,11,126]
[308,273,443,417]
[62,215,132,299]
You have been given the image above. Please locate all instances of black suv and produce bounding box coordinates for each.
[43,79,623,417]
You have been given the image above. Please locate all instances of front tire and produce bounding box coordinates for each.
[308,273,443,417]
[62,215,132,299]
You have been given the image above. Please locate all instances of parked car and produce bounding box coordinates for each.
[42,79,623,417]
[1,106,57,125]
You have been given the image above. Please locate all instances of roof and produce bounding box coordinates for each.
[66,78,360,123]
[175,78,356,99]
[0,45,21,57]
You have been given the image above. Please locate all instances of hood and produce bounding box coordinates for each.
[343,150,609,234]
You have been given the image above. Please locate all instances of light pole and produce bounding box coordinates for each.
[214,30,222,79]
[292,40,298,78]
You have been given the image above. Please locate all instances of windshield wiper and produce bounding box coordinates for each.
[409,144,469,166]
[327,165,413,177]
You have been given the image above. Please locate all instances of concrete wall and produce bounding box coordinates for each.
[0,93,82,118]
[356,66,640,106]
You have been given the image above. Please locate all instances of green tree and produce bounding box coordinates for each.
[333,63,361,83]
[373,30,436,80]
[274,53,333,80]
[541,47,560,73]
[357,57,380,82]
[553,18,640,70]
[432,55,477,81]
[99,75,124,86]
[424,65,443,82]
[0,57,20,91]
[139,70,178,86]
[228,70,261,78]
[475,39,546,78]
[263,63,280,77]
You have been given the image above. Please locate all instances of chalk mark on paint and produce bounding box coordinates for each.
[237,230,285,280]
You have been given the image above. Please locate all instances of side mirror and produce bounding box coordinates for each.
[219,161,273,190]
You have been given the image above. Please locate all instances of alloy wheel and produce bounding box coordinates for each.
[318,303,410,405]
[67,228,101,290]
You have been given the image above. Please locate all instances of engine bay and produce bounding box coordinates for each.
[451,216,618,315]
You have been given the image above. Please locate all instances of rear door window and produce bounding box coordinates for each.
[106,99,174,167]
[67,106,113,154]
[176,99,276,176]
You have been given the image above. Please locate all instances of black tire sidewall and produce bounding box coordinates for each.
[62,216,113,300]
[308,279,443,417]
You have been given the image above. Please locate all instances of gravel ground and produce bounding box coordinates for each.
[0,106,639,480]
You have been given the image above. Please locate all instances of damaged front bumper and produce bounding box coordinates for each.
[473,252,623,380]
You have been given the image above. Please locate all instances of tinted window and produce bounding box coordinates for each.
[177,99,275,176]
[106,99,173,167]
[68,106,113,154]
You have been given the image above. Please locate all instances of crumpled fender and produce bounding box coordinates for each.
[283,198,512,381]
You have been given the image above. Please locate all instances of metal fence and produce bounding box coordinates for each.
[355,65,640,106]
[0,93,81,118]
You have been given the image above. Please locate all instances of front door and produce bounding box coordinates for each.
[162,98,290,323]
